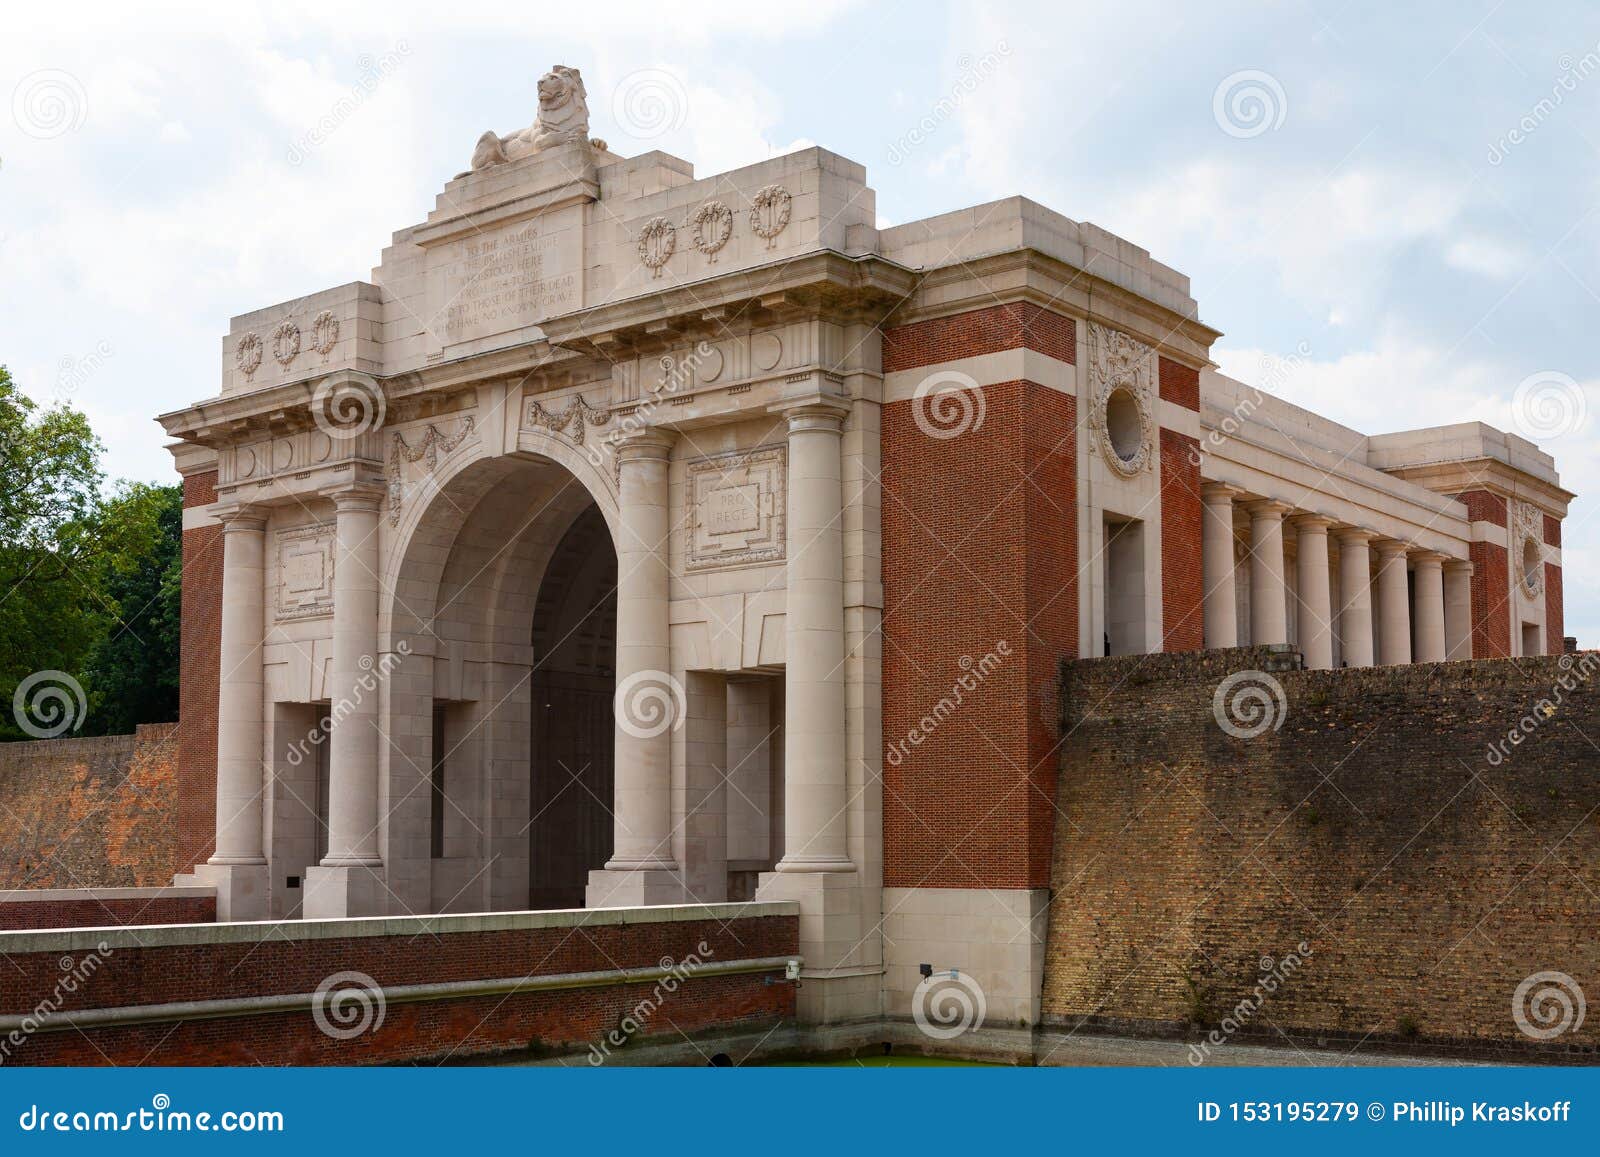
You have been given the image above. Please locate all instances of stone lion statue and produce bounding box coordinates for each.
[469,65,601,171]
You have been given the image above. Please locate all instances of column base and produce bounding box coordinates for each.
[303,864,387,919]
[756,868,879,1023]
[585,868,687,908]
[188,862,270,923]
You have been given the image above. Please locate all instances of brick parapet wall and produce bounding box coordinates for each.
[0,905,797,1066]
[0,724,178,891]
[882,377,1076,890]
[178,470,222,873]
[1045,646,1600,1060]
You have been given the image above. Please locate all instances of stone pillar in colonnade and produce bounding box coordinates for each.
[1335,529,1376,668]
[1411,552,1448,664]
[1293,516,1336,670]
[304,483,388,919]
[189,504,270,921]
[1201,484,1241,649]
[587,430,685,908]
[1375,540,1413,666]
[1246,501,1292,647]
[1444,559,1474,660]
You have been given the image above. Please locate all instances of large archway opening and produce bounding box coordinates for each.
[527,503,617,909]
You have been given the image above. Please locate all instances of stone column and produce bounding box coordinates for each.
[194,504,270,921]
[1246,501,1292,647]
[305,484,387,918]
[1375,540,1413,666]
[775,400,853,872]
[1293,516,1335,669]
[1201,484,1241,649]
[587,430,684,907]
[1444,559,1474,661]
[1335,529,1375,668]
[1412,552,1447,664]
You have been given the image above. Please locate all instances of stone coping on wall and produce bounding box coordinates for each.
[0,886,214,904]
[0,900,799,953]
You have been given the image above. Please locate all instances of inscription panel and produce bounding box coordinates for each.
[276,523,336,621]
[430,207,582,347]
[687,446,786,571]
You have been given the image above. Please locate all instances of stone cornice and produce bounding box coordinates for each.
[1380,457,1576,514]
[883,247,1223,368]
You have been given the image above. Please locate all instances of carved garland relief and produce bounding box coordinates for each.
[387,416,477,526]
[1088,322,1157,477]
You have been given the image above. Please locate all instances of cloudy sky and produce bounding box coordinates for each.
[2,0,1597,639]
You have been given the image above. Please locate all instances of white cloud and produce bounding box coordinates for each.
[1444,235,1532,278]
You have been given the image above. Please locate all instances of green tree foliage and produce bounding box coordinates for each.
[0,365,181,740]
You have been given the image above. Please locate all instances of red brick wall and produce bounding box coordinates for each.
[0,724,179,889]
[0,893,213,931]
[882,305,1078,889]
[1047,647,1600,1059]
[0,912,795,1066]
[882,302,1076,369]
[1546,564,1564,652]
[1544,514,1561,547]
[1469,541,1511,659]
[178,471,222,873]
[1159,429,1203,652]
[1456,489,1507,527]
[1157,356,1200,411]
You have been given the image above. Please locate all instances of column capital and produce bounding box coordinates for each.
[1334,526,1377,547]
[1410,550,1449,568]
[770,393,851,433]
[1201,482,1245,503]
[214,502,268,532]
[1444,557,1476,576]
[613,428,677,464]
[1244,498,1294,519]
[1373,537,1412,560]
[323,481,387,513]
[1291,513,1338,532]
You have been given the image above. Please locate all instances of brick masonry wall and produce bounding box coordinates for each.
[1157,356,1200,412]
[882,339,1077,890]
[0,912,796,1066]
[1469,540,1511,659]
[0,724,178,891]
[0,893,213,931]
[1044,647,1600,1059]
[178,470,222,873]
[1547,563,1564,650]
[1159,428,1203,652]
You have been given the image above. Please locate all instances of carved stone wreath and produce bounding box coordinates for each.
[1088,322,1156,477]
[689,200,734,262]
[387,417,477,525]
[271,320,301,368]
[749,184,792,248]
[637,217,676,278]
[311,310,340,357]
[235,332,264,379]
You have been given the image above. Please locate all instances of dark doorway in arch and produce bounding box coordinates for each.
[528,503,617,909]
